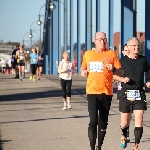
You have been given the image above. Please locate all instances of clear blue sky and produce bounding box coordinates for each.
[0,0,45,47]
[0,0,145,47]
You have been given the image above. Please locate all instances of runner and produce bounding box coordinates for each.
[113,37,150,150]
[81,32,124,150]
[36,47,44,80]
[117,44,131,142]
[58,51,75,110]
[0,57,7,74]
[29,48,38,81]
[12,45,20,79]
[15,45,27,81]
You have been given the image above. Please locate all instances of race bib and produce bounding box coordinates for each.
[127,90,141,101]
[118,82,122,90]
[89,62,103,72]
[20,56,24,60]
[32,59,37,63]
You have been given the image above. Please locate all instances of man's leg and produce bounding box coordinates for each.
[133,110,144,149]
[120,112,131,137]
[15,65,19,78]
[97,94,112,150]
[119,98,131,148]
[87,94,98,150]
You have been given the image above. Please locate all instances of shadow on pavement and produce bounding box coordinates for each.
[0,88,86,102]
[0,140,2,150]
[0,113,119,125]
[0,87,119,102]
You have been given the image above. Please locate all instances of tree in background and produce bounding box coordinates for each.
[33,40,42,49]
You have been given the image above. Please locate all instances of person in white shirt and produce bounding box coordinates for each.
[58,51,76,110]
[0,57,7,74]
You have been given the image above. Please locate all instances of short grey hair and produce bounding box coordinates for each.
[127,37,139,45]
[94,32,106,39]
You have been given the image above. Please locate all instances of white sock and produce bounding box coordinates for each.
[64,101,67,106]
[67,99,70,106]
[19,72,22,78]
[22,72,24,78]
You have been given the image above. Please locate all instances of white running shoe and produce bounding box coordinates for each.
[62,105,67,110]
[67,105,72,109]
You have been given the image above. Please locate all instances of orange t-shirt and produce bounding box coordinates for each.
[82,49,121,95]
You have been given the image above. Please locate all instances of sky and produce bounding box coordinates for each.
[0,0,45,47]
[0,0,145,47]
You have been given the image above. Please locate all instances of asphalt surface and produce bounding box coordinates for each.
[0,74,150,150]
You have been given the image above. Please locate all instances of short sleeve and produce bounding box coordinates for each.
[145,58,149,72]
[81,53,87,69]
[113,52,121,69]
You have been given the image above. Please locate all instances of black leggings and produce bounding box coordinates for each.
[87,94,112,131]
[60,78,72,98]
[30,64,37,75]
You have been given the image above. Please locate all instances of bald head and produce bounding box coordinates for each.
[94,32,106,40]
[94,32,107,51]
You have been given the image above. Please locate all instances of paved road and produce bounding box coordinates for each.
[0,74,150,150]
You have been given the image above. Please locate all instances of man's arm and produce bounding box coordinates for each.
[15,51,19,59]
[145,66,150,88]
[80,53,88,77]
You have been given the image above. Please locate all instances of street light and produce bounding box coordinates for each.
[29,21,40,48]
[37,4,46,46]
[49,3,56,10]
[49,0,68,52]
[23,32,30,46]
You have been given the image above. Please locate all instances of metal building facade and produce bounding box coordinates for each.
[42,0,149,75]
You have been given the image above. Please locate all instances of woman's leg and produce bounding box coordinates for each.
[61,79,67,110]
[66,79,72,109]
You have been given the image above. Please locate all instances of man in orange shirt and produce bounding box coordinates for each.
[81,32,129,150]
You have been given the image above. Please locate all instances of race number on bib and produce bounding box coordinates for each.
[32,59,37,63]
[20,56,24,60]
[89,62,103,72]
[127,90,141,101]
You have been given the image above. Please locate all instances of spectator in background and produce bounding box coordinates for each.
[12,45,19,78]
[8,56,12,74]
[36,47,44,80]
[72,59,77,68]
[0,57,7,74]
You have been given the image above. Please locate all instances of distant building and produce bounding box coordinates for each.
[0,45,13,60]
[114,32,145,56]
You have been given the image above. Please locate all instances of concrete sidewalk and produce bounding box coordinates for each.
[0,74,150,150]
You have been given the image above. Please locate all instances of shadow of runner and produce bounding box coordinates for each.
[0,134,3,150]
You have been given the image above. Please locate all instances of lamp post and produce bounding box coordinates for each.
[23,31,40,45]
[49,0,68,52]
[29,21,40,49]
[29,29,33,48]
[49,0,56,10]
[37,4,46,45]
[23,32,30,46]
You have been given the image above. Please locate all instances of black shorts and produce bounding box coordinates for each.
[11,62,17,69]
[37,64,43,67]
[2,67,6,70]
[117,90,122,100]
[18,60,25,66]
[119,91,147,113]
[30,64,38,74]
